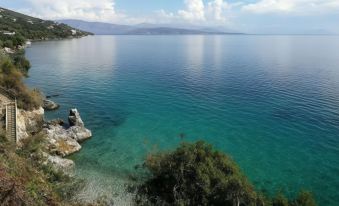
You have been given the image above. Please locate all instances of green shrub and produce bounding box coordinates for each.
[136,141,317,206]
[292,191,316,206]
[13,53,31,74]
[3,39,13,48]
[273,193,289,206]
[136,141,258,206]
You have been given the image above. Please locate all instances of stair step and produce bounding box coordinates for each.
[5,101,17,142]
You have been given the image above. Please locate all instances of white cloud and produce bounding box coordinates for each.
[156,0,236,25]
[207,0,232,22]
[178,0,206,22]
[242,0,339,15]
[22,0,126,22]
[16,0,339,29]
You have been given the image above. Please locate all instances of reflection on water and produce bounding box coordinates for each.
[25,35,339,205]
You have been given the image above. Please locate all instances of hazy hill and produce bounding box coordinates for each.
[0,7,91,40]
[59,19,243,35]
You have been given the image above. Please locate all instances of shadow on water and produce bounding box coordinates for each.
[272,106,339,128]
[272,108,299,121]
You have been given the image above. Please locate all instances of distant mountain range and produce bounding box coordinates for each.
[58,19,243,35]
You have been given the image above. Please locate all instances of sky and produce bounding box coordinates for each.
[1,0,339,34]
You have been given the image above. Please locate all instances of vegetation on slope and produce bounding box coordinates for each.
[0,133,73,205]
[136,141,317,206]
[0,7,91,48]
[0,51,42,110]
[0,131,110,206]
[0,7,91,110]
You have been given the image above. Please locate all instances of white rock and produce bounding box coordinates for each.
[68,108,84,127]
[44,153,75,174]
[43,124,82,157]
[67,126,92,142]
[17,107,44,144]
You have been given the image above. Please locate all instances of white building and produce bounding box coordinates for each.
[2,31,16,36]
[71,29,77,35]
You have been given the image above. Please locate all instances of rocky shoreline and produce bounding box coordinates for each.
[17,106,92,174]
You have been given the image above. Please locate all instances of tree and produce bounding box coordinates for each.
[3,40,13,48]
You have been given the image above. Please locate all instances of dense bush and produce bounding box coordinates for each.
[0,34,25,49]
[136,141,317,206]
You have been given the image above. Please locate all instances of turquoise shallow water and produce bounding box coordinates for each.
[25,35,339,205]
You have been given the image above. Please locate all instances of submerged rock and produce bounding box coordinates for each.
[43,99,59,111]
[46,94,60,98]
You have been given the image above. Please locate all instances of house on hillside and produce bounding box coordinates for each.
[71,29,77,35]
[2,31,15,35]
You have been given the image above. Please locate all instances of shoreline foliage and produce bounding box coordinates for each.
[136,141,317,206]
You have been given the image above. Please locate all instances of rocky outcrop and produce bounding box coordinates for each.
[43,108,92,157]
[16,106,91,174]
[43,153,75,174]
[43,99,59,111]
[68,108,84,127]
[17,107,44,144]
[43,124,82,157]
[67,108,91,142]
[67,126,92,142]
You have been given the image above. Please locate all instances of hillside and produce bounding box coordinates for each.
[0,8,90,110]
[59,19,243,35]
[0,7,91,42]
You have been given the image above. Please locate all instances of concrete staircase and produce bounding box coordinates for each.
[6,102,17,143]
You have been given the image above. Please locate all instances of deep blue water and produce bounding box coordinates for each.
[25,35,339,205]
